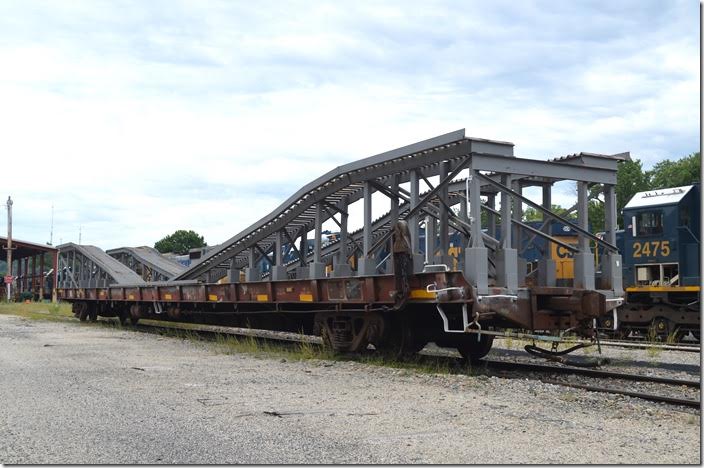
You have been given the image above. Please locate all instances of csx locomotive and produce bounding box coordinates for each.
[612,184,700,340]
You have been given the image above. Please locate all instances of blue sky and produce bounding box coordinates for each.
[1,0,699,250]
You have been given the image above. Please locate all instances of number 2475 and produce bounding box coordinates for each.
[633,240,670,257]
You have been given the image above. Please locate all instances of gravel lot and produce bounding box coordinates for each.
[0,314,700,464]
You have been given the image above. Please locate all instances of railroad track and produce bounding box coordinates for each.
[595,338,700,353]
[478,358,700,409]
[97,318,701,409]
[494,336,701,353]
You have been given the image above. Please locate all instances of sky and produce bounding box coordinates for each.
[0,0,699,250]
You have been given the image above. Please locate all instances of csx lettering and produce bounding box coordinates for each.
[556,245,574,259]
[633,240,670,258]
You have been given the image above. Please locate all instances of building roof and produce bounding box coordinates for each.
[624,185,695,209]
[0,236,58,260]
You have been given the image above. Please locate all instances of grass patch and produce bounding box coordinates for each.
[0,301,73,322]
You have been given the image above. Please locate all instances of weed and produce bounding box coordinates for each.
[504,328,514,349]
[645,328,663,359]
[559,391,578,402]
[296,332,326,360]
[665,331,679,345]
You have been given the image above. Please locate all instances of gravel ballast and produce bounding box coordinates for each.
[0,314,700,464]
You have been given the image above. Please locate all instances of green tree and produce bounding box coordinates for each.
[588,199,605,232]
[154,230,206,255]
[615,159,651,227]
[648,152,701,189]
[522,204,575,222]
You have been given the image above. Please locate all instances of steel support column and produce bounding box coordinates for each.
[459,194,468,254]
[600,184,622,292]
[464,168,489,292]
[39,254,45,299]
[51,251,58,302]
[386,175,400,272]
[438,161,453,268]
[309,203,326,278]
[496,174,518,290]
[409,169,424,272]
[245,246,260,282]
[228,258,241,283]
[487,193,496,239]
[271,230,287,281]
[538,184,556,286]
[511,179,527,286]
[574,181,595,289]
[333,198,352,277]
[31,255,36,297]
[358,181,376,276]
[424,215,436,265]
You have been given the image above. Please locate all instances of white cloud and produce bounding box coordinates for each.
[0,0,698,250]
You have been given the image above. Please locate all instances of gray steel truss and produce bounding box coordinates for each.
[172,129,627,297]
[106,246,186,282]
[56,243,145,288]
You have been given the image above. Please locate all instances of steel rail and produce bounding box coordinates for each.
[106,319,700,390]
[595,339,701,353]
[479,358,700,388]
[540,380,700,408]
[493,336,702,353]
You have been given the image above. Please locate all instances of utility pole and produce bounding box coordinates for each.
[49,204,54,246]
[5,196,13,302]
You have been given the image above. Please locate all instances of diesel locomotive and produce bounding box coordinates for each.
[611,184,700,340]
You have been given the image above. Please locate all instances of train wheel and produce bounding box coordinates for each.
[129,304,142,326]
[314,312,383,354]
[117,309,129,326]
[88,307,98,322]
[456,334,494,362]
[77,303,89,322]
[374,316,427,360]
[649,317,670,341]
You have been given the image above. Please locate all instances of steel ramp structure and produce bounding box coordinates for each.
[107,246,186,282]
[57,243,145,288]
[174,129,626,297]
[175,129,515,282]
[57,129,628,355]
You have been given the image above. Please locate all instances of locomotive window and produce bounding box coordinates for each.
[636,210,663,236]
